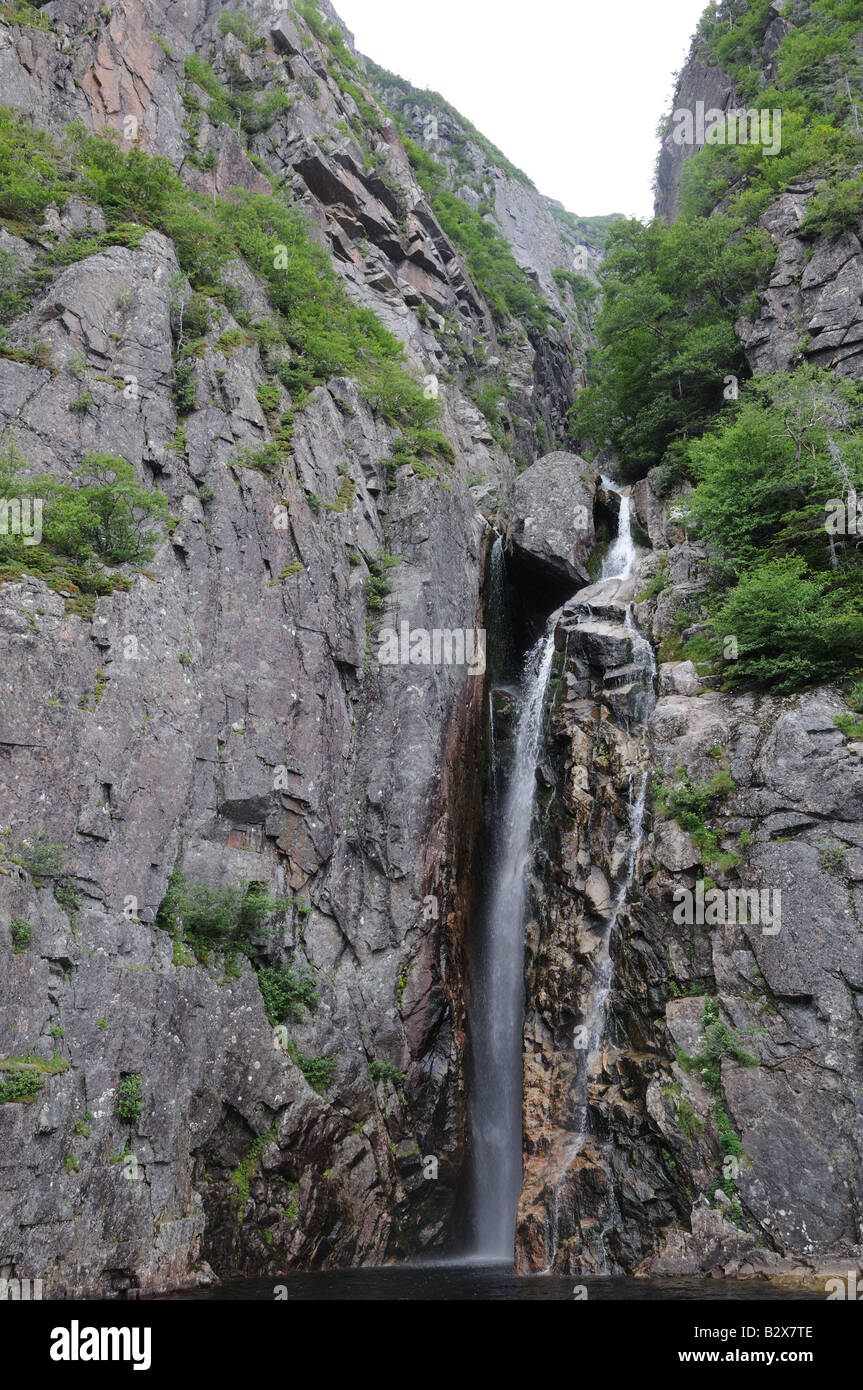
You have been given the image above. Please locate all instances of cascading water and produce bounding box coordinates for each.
[573,475,655,1104]
[467,558,560,1261]
[600,475,637,582]
[541,474,658,1270]
[467,490,657,1268]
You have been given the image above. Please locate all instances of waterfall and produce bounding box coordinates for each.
[573,477,655,1123]
[600,475,636,582]
[486,535,515,680]
[541,473,657,1270]
[468,603,559,1262]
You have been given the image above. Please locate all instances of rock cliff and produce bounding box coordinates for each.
[2,0,862,1299]
[0,0,587,1295]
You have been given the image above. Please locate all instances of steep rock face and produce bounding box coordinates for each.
[367,68,605,447]
[653,58,737,224]
[653,0,791,224]
[0,0,579,1295]
[516,473,863,1278]
[654,0,863,380]
[737,200,863,381]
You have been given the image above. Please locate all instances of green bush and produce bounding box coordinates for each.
[383,427,455,487]
[258,963,319,1024]
[552,268,598,307]
[172,359,197,415]
[287,1042,337,1094]
[368,1060,405,1086]
[217,8,266,50]
[256,380,280,414]
[231,442,282,475]
[183,54,291,136]
[715,557,863,693]
[0,442,169,572]
[155,867,300,956]
[0,2,52,30]
[366,552,399,610]
[42,455,169,566]
[654,767,736,869]
[18,832,68,883]
[0,105,68,219]
[14,833,81,911]
[800,178,863,240]
[116,1073,142,1125]
[0,1069,44,1104]
[9,915,34,952]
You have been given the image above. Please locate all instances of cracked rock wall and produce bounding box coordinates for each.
[0,0,582,1295]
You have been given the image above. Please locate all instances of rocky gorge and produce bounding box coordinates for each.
[0,0,862,1299]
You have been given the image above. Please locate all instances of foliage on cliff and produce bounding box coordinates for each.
[570,0,863,694]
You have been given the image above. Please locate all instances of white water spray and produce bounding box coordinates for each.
[468,610,559,1261]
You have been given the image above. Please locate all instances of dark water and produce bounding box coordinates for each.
[157,1264,823,1301]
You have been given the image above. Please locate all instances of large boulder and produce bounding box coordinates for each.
[508,451,596,585]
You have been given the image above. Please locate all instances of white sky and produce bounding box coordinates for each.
[334,0,709,221]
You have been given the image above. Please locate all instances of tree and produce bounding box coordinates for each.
[688,367,863,573]
[569,215,773,479]
[42,455,169,566]
[715,555,863,692]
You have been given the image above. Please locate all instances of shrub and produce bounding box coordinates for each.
[800,178,863,240]
[383,427,455,488]
[217,8,266,50]
[258,963,319,1024]
[155,868,299,956]
[368,1060,405,1086]
[552,267,599,306]
[654,767,736,869]
[231,442,282,474]
[172,938,195,967]
[0,1069,44,1104]
[18,833,68,882]
[287,1041,337,1094]
[116,1073,142,1125]
[172,360,198,414]
[366,552,399,610]
[9,915,34,952]
[256,380,280,415]
[0,104,68,219]
[42,455,169,566]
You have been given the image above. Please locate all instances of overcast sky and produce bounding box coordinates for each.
[333,0,709,221]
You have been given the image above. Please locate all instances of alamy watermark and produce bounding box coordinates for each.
[0,496,42,546]
[673,881,781,935]
[670,102,782,156]
[825,491,863,535]
[376,624,486,675]
[0,1276,42,1299]
[826,1270,863,1299]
